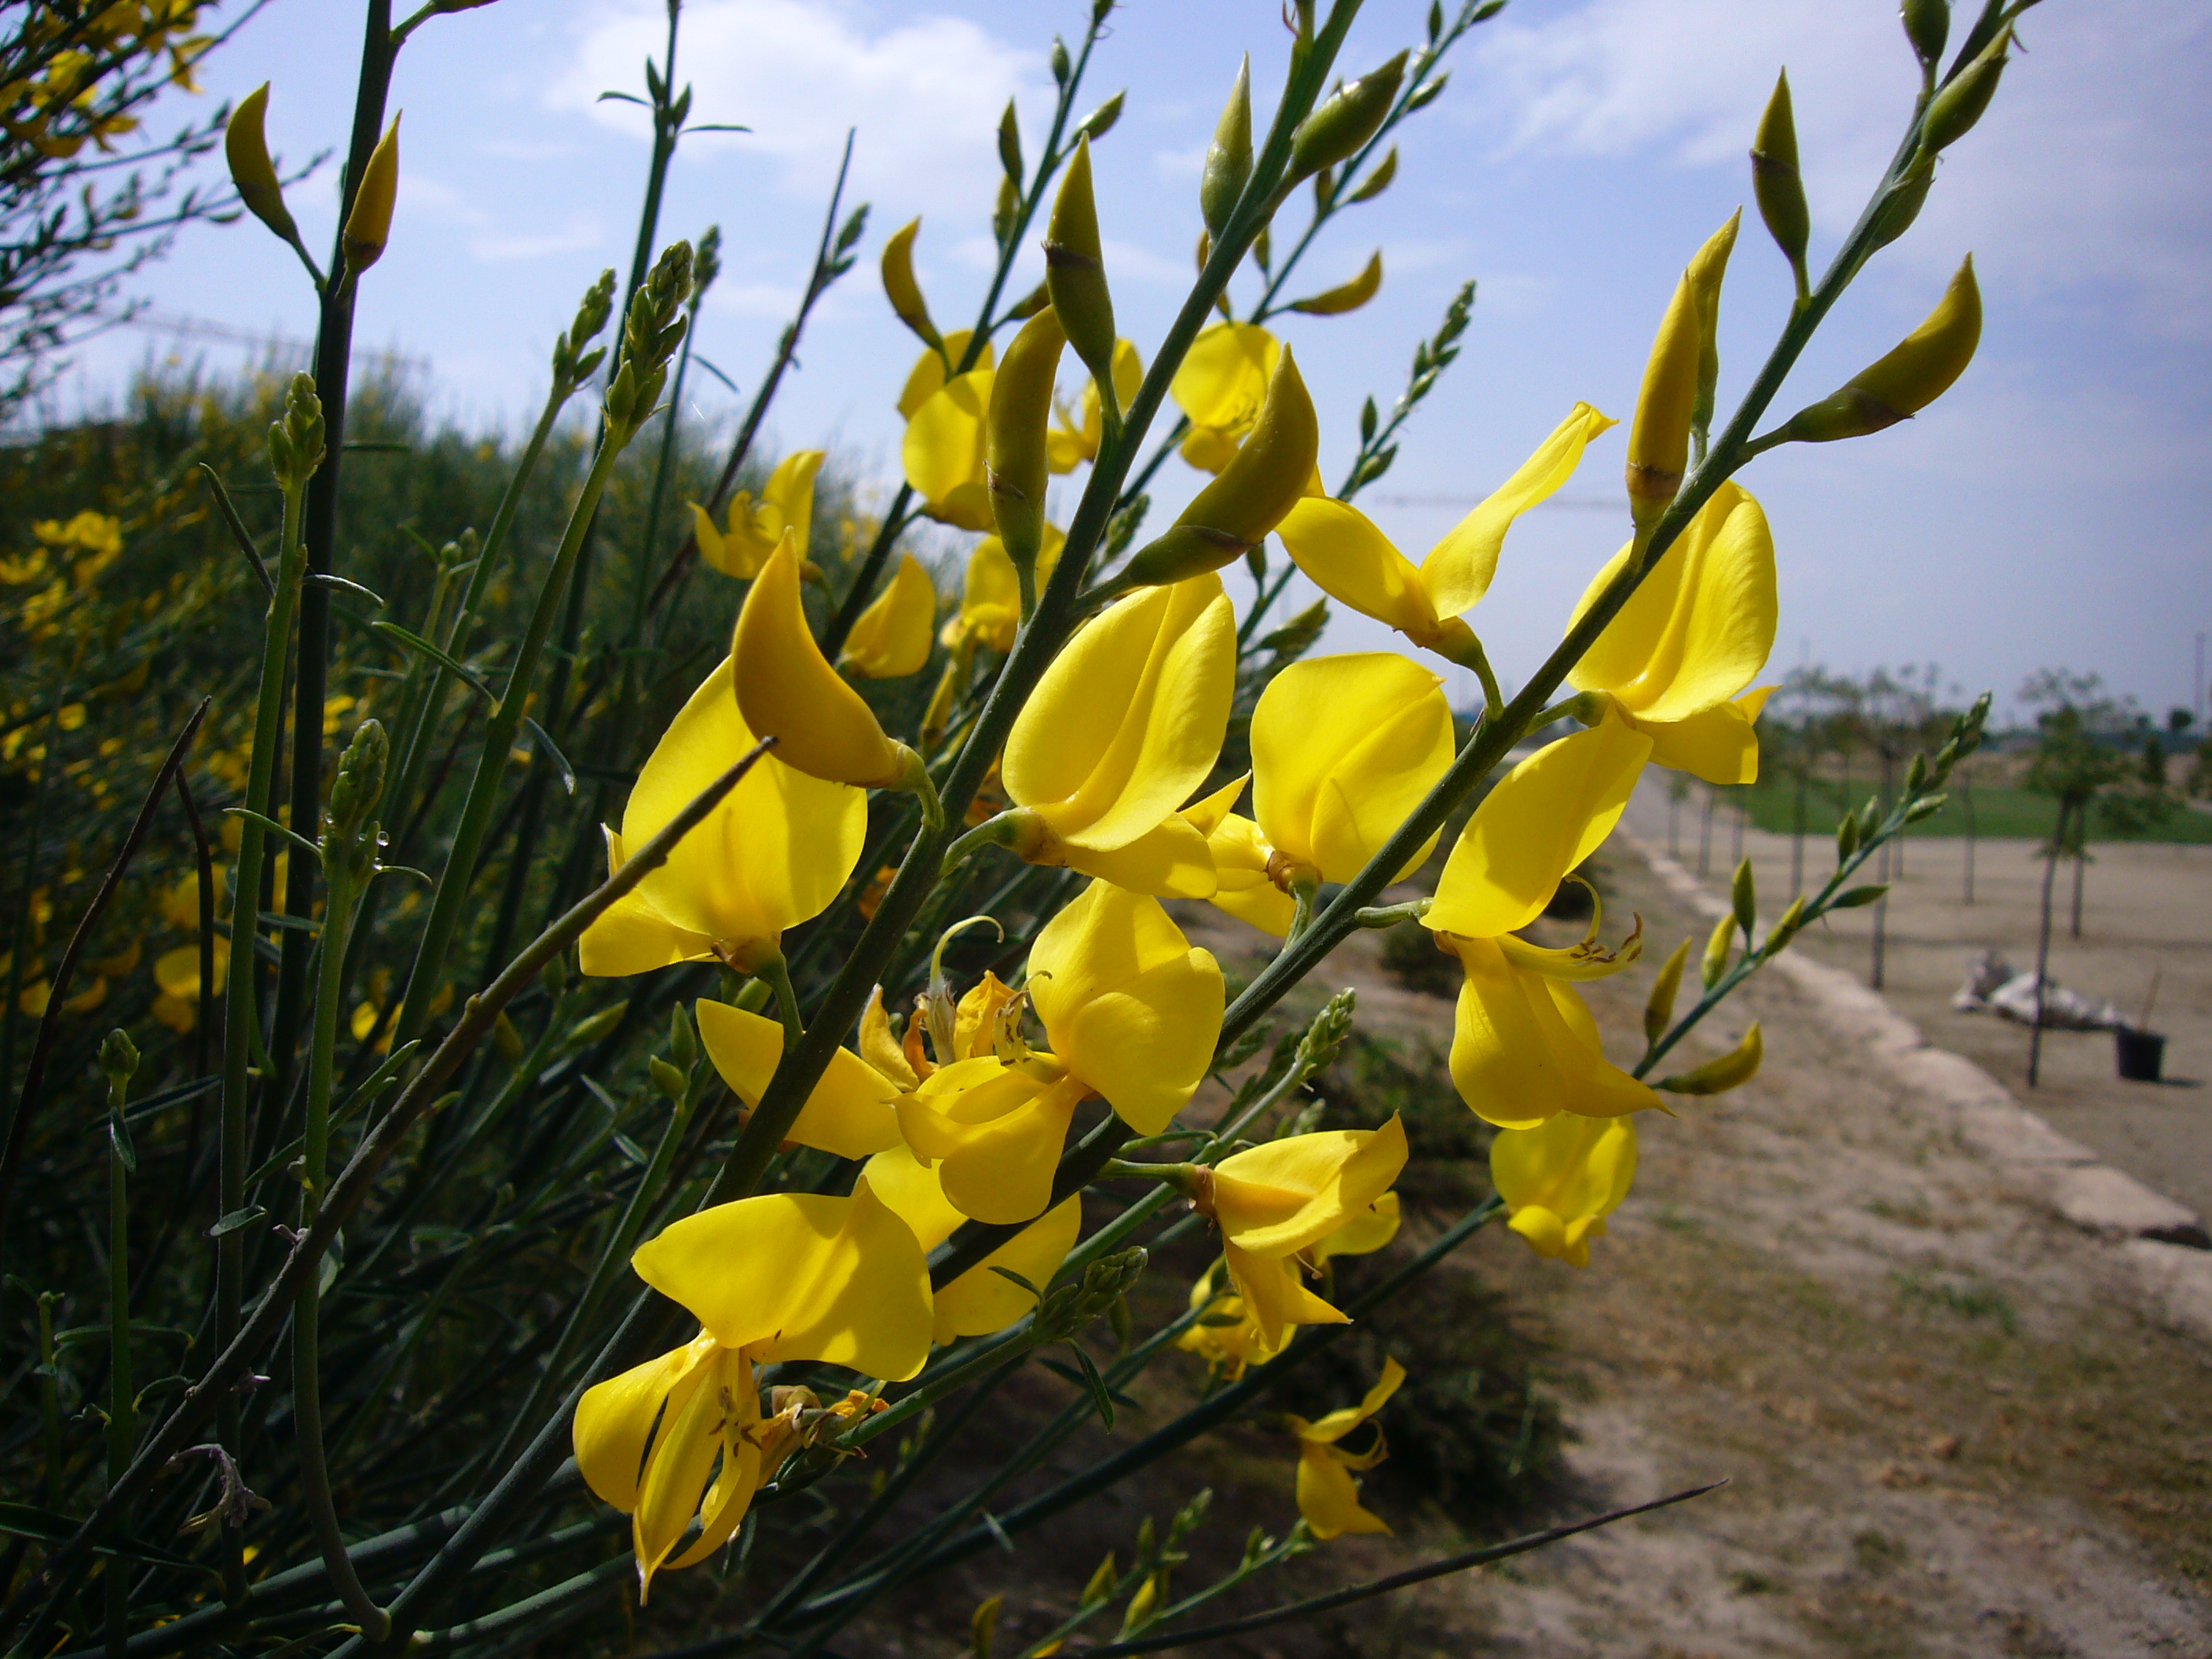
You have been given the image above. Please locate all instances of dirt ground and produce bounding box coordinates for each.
[1635,778,2212,1223]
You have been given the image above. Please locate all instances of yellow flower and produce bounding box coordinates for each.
[943,526,1064,655]
[1424,717,1657,1130]
[732,532,919,790]
[1273,405,1615,661]
[1177,1193,1399,1379]
[151,938,228,1032]
[898,331,994,420]
[903,365,995,531]
[1198,1117,1408,1349]
[897,881,1222,1224]
[991,573,1235,899]
[577,654,865,977]
[1170,322,1279,472]
[1205,653,1455,936]
[1564,480,1778,784]
[574,1177,930,1598]
[1490,1113,1636,1268]
[1287,1357,1404,1540]
[1047,337,1144,471]
[690,449,824,580]
[836,553,936,679]
[865,1144,1082,1343]
[694,998,905,1161]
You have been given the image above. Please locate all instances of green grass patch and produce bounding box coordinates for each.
[1734,773,2212,843]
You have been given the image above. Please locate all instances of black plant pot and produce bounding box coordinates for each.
[2115,1027,2166,1082]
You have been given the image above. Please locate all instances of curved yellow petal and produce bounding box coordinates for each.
[1419,403,1616,619]
[1566,481,1776,723]
[1443,936,1657,1129]
[734,531,906,788]
[1169,322,1280,435]
[1491,1113,1637,1265]
[689,500,737,577]
[1225,1243,1346,1350]
[1636,683,1772,785]
[1313,1192,1401,1265]
[1293,1356,1407,1444]
[894,1063,1084,1225]
[1210,1116,1407,1258]
[631,1180,932,1380]
[1203,811,1298,937]
[898,330,991,421]
[632,1342,734,1598]
[869,1144,1083,1342]
[591,659,866,966]
[760,449,825,562]
[903,367,995,530]
[1274,497,1441,645]
[1426,716,1650,940]
[1296,1443,1390,1540]
[1252,652,1452,882]
[573,1333,715,1514]
[840,554,938,679]
[695,998,903,1160]
[1027,881,1223,1135]
[1003,576,1234,852]
[1035,811,1219,899]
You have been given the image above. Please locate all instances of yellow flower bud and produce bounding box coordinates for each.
[1625,262,1701,527]
[1751,71,1808,291]
[1769,255,1980,443]
[1684,211,1739,445]
[1200,56,1252,238]
[1119,346,1317,588]
[1043,135,1118,419]
[732,531,915,790]
[225,82,298,246]
[1643,936,1690,1046]
[1700,906,1735,989]
[881,216,942,353]
[1655,1022,1763,1095]
[1287,50,1408,185]
[1287,250,1382,317]
[342,115,401,276]
[984,306,1067,576]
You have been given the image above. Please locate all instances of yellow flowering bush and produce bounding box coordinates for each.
[0,2,2023,1654]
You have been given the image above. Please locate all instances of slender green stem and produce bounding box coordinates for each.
[104,1073,132,1659]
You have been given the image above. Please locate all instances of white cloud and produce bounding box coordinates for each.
[1152,141,1207,178]
[549,0,1050,219]
[1473,0,2212,339]
[472,217,605,262]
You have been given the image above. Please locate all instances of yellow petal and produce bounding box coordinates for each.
[632,1340,734,1598]
[1293,1356,1408,1444]
[1274,497,1441,645]
[760,449,826,562]
[867,1144,1083,1342]
[591,657,865,966]
[898,330,991,421]
[1035,811,1220,899]
[840,554,938,679]
[689,500,737,577]
[860,987,921,1089]
[1026,881,1224,1135]
[1170,322,1280,434]
[1312,1191,1401,1265]
[734,531,906,788]
[1419,403,1615,619]
[1443,936,1657,1129]
[577,837,717,976]
[1225,1243,1346,1350]
[1251,653,1452,883]
[1635,684,1773,785]
[1203,812,1298,938]
[902,367,995,530]
[894,1063,1085,1225]
[631,1178,933,1380]
[1491,1114,1637,1265]
[1566,481,1777,723]
[1296,1442,1390,1539]
[1426,716,1650,940]
[573,1332,715,1513]
[695,998,903,1160]
[1002,575,1234,852]
[1210,1116,1407,1258]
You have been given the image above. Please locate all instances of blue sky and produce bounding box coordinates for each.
[57,0,2212,724]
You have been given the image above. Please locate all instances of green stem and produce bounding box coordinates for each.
[104,1077,131,1659]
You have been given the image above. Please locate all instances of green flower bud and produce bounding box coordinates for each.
[1345,145,1397,203]
[691,223,723,301]
[1768,256,1979,443]
[1287,51,1408,185]
[1864,156,1936,257]
[1901,0,1949,72]
[1043,135,1119,419]
[1700,908,1735,989]
[1200,56,1253,239]
[99,1027,140,1086]
[1730,855,1756,941]
[1626,267,1701,526]
[1763,894,1809,955]
[985,306,1068,576]
[555,266,617,385]
[648,1055,687,1103]
[563,1001,629,1050]
[1751,70,1809,291]
[1834,884,1889,909]
[1917,24,2012,163]
[327,718,388,840]
[1119,347,1317,588]
[225,83,300,246]
[342,115,401,276]
[269,371,325,493]
[1655,1023,1763,1095]
[881,217,943,352]
[1075,90,1124,144]
[1051,37,1071,85]
[492,1011,524,1063]
[1644,936,1691,1046]
[1837,809,1860,862]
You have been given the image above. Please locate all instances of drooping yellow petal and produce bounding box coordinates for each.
[1207,1116,1407,1258]
[695,998,903,1160]
[1170,321,1280,471]
[1002,574,1234,852]
[1442,936,1657,1129]
[1291,1356,1407,1445]
[1026,881,1224,1135]
[630,1178,932,1380]
[1491,1113,1638,1268]
[839,554,937,679]
[631,1341,737,1596]
[1636,683,1773,784]
[865,1144,1083,1342]
[1566,481,1777,723]
[1273,497,1441,645]
[898,331,992,420]
[1426,717,1650,941]
[894,1059,1086,1225]
[1224,1243,1346,1350]
[1419,403,1616,618]
[1021,810,1219,899]
[903,366,995,531]
[1251,653,1452,884]
[1312,1191,1401,1265]
[734,531,907,789]
[693,450,827,580]
[582,657,866,973]
[1296,1444,1391,1540]
[954,526,1064,654]
[573,1332,716,1514]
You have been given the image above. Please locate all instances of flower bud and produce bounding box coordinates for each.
[269,371,325,493]
[649,1055,687,1103]
[327,717,388,842]
[1751,71,1808,289]
[1644,936,1691,1045]
[1917,25,2012,163]
[1287,51,1408,185]
[1655,1023,1763,1095]
[225,83,300,246]
[1865,158,1935,257]
[985,307,1068,575]
[342,115,401,276]
[555,267,617,384]
[1119,347,1317,588]
[1685,211,1739,445]
[1836,809,1859,862]
[1200,56,1253,239]
[1767,255,1979,443]
[493,1011,524,1062]
[1044,136,1119,421]
[881,217,943,353]
[1625,267,1701,527]
[1700,908,1735,990]
[1286,250,1382,316]
[1763,893,1808,954]
[1346,145,1397,203]
[1901,0,1949,72]
[100,1027,140,1085]
[1730,855,1756,940]
[564,1001,629,1050]
[1075,90,1124,144]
